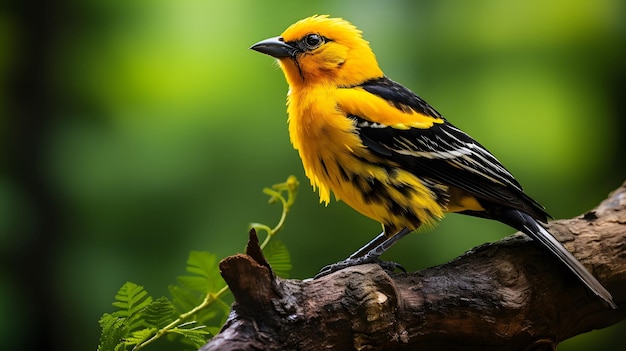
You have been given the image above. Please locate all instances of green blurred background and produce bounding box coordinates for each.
[1,0,625,350]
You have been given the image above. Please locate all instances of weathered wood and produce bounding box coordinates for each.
[201,183,626,351]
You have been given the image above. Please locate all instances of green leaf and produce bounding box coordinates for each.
[112,282,153,317]
[263,240,292,278]
[179,251,224,293]
[111,282,153,329]
[177,275,210,293]
[169,284,230,326]
[143,297,177,329]
[168,284,202,313]
[186,251,217,278]
[170,321,211,349]
[97,313,127,351]
[170,251,220,312]
[122,328,157,349]
[97,177,299,350]
[170,251,230,325]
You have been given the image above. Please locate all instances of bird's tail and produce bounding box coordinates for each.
[501,209,617,309]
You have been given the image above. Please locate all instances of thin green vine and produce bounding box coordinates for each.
[250,175,299,250]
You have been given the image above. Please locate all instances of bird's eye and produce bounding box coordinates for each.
[304,34,323,49]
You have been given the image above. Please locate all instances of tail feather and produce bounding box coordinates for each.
[501,209,617,309]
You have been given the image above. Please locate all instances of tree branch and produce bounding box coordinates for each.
[201,182,626,351]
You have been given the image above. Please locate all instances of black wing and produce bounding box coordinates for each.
[354,77,549,221]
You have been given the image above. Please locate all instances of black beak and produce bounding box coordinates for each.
[250,36,297,58]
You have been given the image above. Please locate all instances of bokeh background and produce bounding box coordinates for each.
[2,0,625,350]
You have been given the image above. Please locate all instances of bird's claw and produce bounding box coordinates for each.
[314,256,405,279]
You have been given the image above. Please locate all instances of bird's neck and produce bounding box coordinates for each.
[279,59,384,90]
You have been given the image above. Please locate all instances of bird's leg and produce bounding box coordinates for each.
[314,228,411,279]
[347,231,387,259]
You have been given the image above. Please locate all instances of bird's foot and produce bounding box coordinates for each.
[314,256,405,279]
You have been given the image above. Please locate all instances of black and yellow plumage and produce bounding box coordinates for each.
[251,15,616,308]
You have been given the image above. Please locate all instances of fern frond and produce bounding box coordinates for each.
[97,313,127,351]
[123,328,156,350]
[143,297,177,329]
[168,284,200,313]
[169,321,210,349]
[98,177,298,351]
[178,251,223,293]
[263,240,292,278]
[112,282,152,317]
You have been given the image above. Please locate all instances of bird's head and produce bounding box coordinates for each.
[251,15,383,88]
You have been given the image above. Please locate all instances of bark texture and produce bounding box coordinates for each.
[201,183,626,351]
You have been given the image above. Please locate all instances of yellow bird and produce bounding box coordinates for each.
[251,15,615,308]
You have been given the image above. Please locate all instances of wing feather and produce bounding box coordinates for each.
[341,77,548,221]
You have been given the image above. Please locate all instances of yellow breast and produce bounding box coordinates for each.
[286,86,445,233]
